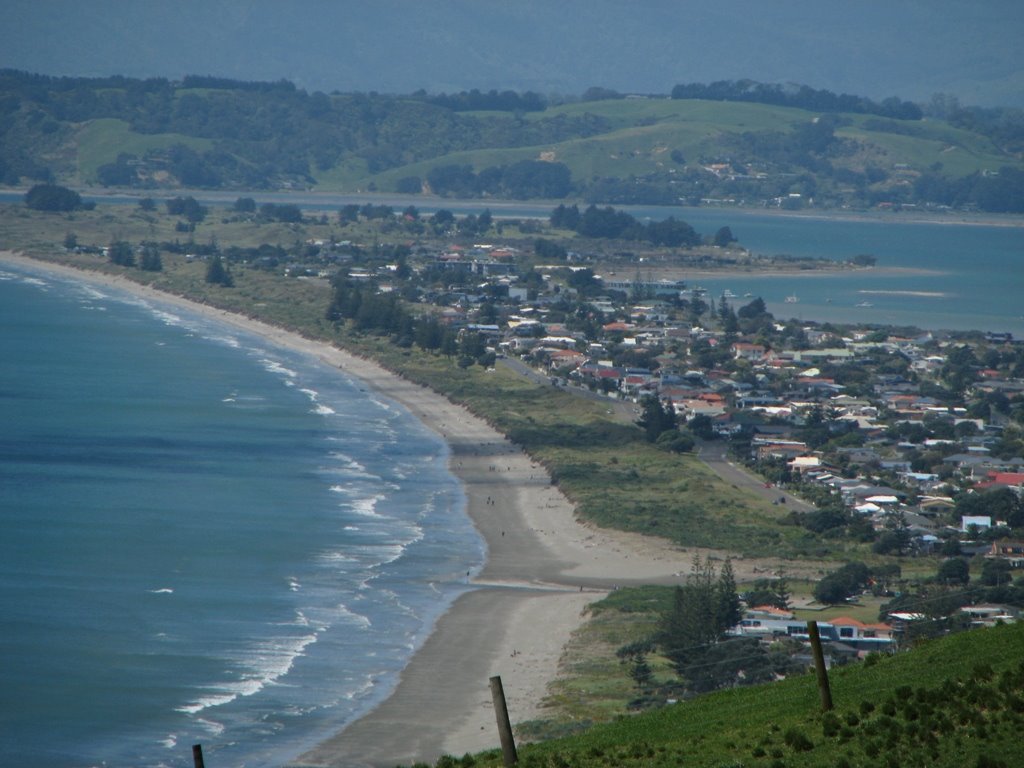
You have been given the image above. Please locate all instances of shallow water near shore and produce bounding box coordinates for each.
[0,265,484,766]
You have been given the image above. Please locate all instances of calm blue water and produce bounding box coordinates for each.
[647,210,1024,337]
[0,266,485,767]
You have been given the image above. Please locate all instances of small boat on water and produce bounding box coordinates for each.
[785,294,799,303]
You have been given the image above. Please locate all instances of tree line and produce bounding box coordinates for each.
[325,273,496,369]
[549,203,702,247]
[670,79,923,121]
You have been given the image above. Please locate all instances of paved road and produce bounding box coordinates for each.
[497,357,815,511]
[695,440,815,512]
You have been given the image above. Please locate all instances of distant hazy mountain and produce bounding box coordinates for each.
[2,0,1022,106]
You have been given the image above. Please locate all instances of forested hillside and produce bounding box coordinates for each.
[2,70,1022,211]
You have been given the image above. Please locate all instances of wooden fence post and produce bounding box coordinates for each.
[489,675,518,766]
[806,620,833,712]
[192,743,206,768]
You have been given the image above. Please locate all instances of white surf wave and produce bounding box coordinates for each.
[176,633,318,716]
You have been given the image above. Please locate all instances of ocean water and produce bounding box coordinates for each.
[0,265,485,767]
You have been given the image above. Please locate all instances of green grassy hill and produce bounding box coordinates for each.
[342,98,1019,199]
[3,69,1021,210]
[463,622,1024,768]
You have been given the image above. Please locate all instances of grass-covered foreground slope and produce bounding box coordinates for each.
[457,621,1024,768]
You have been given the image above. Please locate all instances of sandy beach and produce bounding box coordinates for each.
[0,252,788,767]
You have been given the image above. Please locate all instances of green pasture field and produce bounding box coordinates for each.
[74,118,213,185]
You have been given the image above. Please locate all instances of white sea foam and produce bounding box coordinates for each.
[298,387,337,416]
[176,692,238,715]
[349,494,385,518]
[159,733,177,749]
[176,633,318,715]
[206,333,241,349]
[342,678,376,700]
[319,550,359,565]
[358,542,408,566]
[151,308,184,327]
[195,718,225,737]
[325,452,373,479]
[260,358,298,379]
[148,587,174,594]
[76,285,108,301]
[336,604,372,630]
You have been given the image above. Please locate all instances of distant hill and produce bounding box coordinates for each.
[2,70,1023,212]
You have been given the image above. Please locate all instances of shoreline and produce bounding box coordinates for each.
[5,186,1020,229]
[0,252,800,767]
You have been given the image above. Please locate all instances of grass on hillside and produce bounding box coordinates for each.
[75,118,213,184]
[61,96,1021,193]
[459,621,1024,768]
[361,98,1019,193]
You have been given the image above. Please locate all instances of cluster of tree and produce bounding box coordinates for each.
[813,561,873,604]
[955,487,1024,530]
[256,202,303,223]
[325,273,495,368]
[913,166,1024,214]
[23,184,90,212]
[639,557,801,695]
[636,395,681,443]
[104,238,162,272]
[635,395,694,452]
[787,503,876,543]
[549,204,702,247]
[670,80,923,120]
[205,254,233,286]
[413,88,546,112]
[425,159,572,199]
[926,95,1024,155]
[165,195,208,223]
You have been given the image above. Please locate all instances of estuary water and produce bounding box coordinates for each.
[646,208,1024,338]
[0,264,485,767]
[25,191,1019,337]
